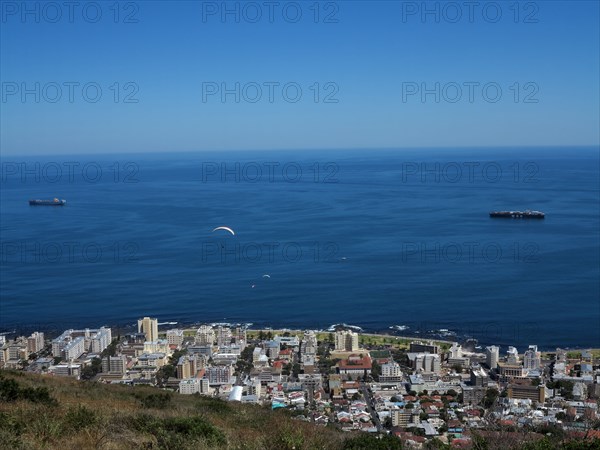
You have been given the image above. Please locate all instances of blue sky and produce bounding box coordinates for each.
[1,0,599,155]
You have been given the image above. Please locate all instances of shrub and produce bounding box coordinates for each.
[135,392,172,409]
[0,374,56,406]
[128,414,226,448]
[64,404,98,432]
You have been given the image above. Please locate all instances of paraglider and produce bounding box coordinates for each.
[212,226,235,236]
[262,274,271,278]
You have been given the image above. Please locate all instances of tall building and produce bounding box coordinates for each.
[392,410,419,427]
[27,332,45,354]
[380,361,403,382]
[408,352,441,374]
[449,343,463,359]
[196,326,215,345]
[207,364,234,385]
[138,317,158,342]
[52,327,111,358]
[506,346,519,365]
[166,329,184,347]
[301,331,318,357]
[470,367,489,387]
[64,337,85,360]
[447,343,470,368]
[334,330,359,352]
[179,377,210,395]
[497,362,525,381]
[232,327,246,346]
[102,355,126,374]
[176,355,203,379]
[523,345,541,371]
[216,326,232,347]
[90,327,112,353]
[486,346,499,370]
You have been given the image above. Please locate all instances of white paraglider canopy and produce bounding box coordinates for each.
[212,226,235,236]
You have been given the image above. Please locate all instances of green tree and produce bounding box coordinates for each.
[292,363,301,378]
[482,388,499,408]
[412,427,426,436]
[425,438,452,449]
[452,364,463,373]
[101,339,119,358]
[371,360,382,380]
[81,357,102,380]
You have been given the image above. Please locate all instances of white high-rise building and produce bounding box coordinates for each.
[138,317,158,342]
[90,327,112,353]
[179,378,210,395]
[449,343,463,359]
[410,352,441,374]
[302,331,318,357]
[486,346,499,370]
[216,326,232,347]
[506,346,520,365]
[523,345,541,371]
[380,361,403,382]
[64,337,85,360]
[334,330,359,352]
[52,327,111,358]
[196,325,215,345]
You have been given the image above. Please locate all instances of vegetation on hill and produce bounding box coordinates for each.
[0,370,599,450]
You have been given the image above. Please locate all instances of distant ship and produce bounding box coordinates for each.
[489,210,544,219]
[29,198,66,206]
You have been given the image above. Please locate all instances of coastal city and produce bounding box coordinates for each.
[1,319,599,448]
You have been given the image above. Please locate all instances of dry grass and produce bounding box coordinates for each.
[0,370,347,450]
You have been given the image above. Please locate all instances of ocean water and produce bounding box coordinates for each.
[1,147,599,349]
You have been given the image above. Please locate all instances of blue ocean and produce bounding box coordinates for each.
[1,147,598,350]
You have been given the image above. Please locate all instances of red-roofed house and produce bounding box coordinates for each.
[338,354,372,380]
[272,360,286,370]
[279,348,292,362]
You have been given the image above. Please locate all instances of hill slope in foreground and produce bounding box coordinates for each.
[1,370,599,450]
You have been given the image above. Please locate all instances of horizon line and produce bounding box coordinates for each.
[1,144,599,159]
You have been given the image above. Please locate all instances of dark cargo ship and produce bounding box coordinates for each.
[29,198,66,206]
[489,210,544,219]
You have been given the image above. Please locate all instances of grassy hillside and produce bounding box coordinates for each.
[1,371,599,450]
[0,370,354,450]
